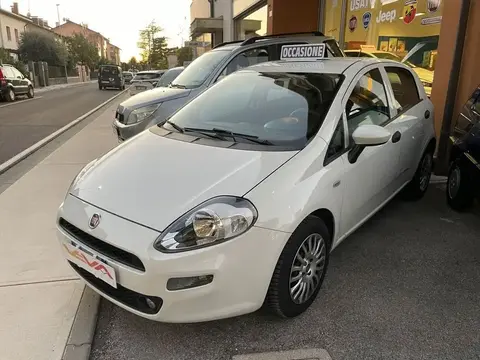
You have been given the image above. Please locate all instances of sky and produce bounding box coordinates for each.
[1,0,191,61]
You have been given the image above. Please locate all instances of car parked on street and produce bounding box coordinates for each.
[446,85,480,210]
[345,47,434,97]
[123,71,134,84]
[129,70,166,96]
[113,32,345,141]
[0,63,34,101]
[98,65,125,90]
[155,67,184,88]
[57,46,435,323]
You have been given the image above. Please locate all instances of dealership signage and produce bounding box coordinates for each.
[280,44,325,61]
[376,9,396,23]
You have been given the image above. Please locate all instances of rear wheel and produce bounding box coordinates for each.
[402,149,433,200]
[446,158,474,211]
[265,216,330,318]
[27,86,34,98]
[5,87,15,102]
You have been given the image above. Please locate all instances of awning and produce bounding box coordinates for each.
[190,18,223,38]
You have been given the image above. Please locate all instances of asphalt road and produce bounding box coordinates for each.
[0,83,121,165]
[91,185,480,360]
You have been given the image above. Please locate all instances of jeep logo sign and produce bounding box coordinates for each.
[376,9,396,23]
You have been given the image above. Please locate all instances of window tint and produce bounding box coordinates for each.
[326,118,345,161]
[345,69,390,136]
[385,67,421,112]
[222,47,270,78]
[165,70,344,149]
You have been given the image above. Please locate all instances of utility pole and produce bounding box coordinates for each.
[56,4,61,25]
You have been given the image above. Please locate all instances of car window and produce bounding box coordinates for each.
[157,69,183,87]
[171,50,230,89]
[135,72,162,80]
[473,97,480,115]
[325,118,346,162]
[220,47,271,79]
[384,67,421,113]
[165,70,344,149]
[11,67,23,78]
[1,66,15,78]
[345,68,390,137]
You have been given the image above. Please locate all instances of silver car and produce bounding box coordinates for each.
[128,70,166,96]
[113,32,345,141]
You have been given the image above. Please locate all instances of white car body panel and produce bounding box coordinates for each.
[57,58,436,322]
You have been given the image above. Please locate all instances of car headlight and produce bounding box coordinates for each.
[127,103,161,125]
[154,196,258,253]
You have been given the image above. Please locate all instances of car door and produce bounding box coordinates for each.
[337,66,402,237]
[3,66,19,92]
[382,65,430,183]
[11,67,28,93]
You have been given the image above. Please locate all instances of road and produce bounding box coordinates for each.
[0,83,121,164]
[91,185,480,360]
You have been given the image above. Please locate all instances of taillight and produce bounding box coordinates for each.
[0,68,5,86]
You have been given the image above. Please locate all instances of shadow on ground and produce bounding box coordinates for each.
[91,185,480,360]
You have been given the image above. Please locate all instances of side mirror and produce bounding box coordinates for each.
[352,125,391,146]
[348,125,391,164]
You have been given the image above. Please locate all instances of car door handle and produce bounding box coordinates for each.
[392,131,402,143]
[425,110,430,119]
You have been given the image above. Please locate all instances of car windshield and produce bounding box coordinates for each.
[102,66,118,75]
[135,72,162,80]
[164,70,343,149]
[371,52,416,67]
[156,68,183,87]
[170,50,230,89]
[123,72,132,77]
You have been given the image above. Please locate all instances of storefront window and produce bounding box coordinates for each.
[235,4,268,40]
[325,0,342,41]
[340,0,443,96]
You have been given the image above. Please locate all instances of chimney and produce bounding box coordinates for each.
[11,2,19,14]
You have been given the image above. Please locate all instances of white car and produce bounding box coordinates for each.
[129,70,166,96]
[57,45,435,323]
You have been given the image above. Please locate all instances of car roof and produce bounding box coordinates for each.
[245,58,399,74]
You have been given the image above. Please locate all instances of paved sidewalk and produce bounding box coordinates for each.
[0,97,122,360]
[35,80,97,94]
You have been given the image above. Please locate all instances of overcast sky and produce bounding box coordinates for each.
[1,0,191,61]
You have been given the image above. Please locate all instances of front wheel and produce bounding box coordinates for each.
[5,87,15,102]
[446,158,474,211]
[265,216,330,318]
[27,86,34,98]
[402,149,433,200]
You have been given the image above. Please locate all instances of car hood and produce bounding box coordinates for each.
[69,131,296,232]
[121,87,191,109]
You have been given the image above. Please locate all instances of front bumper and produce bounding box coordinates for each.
[57,194,289,322]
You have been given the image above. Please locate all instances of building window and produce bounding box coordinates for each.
[234,3,268,40]
[14,29,19,43]
[6,26,11,41]
[327,0,442,98]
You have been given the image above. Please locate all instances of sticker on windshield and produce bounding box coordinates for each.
[280,44,326,61]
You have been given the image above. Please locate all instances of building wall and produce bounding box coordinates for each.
[53,22,107,58]
[0,13,27,51]
[214,0,233,42]
[191,0,211,19]
[267,0,318,34]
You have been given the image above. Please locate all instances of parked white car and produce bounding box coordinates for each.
[57,45,435,323]
[129,70,166,96]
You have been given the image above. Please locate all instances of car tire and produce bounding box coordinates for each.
[401,148,434,201]
[446,158,474,211]
[27,86,34,98]
[265,215,330,318]
[5,87,15,102]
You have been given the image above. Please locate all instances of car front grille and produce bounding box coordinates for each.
[116,111,125,124]
[59,218,145,272]
[69,262,162,314]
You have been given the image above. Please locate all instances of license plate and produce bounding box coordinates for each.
[136,86,147,90]
[63,242,117,288]
[102,81,110,84]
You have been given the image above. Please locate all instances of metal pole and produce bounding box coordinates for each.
[338,0,348,50]
[56,4,61,25]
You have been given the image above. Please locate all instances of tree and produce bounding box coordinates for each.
[176,46,193,66]
[137,21,168,69]
[66,33,99,69]
[18,31,68,65]
[128,56,137,67]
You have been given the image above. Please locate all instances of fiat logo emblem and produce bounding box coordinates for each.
[89,214,101,229]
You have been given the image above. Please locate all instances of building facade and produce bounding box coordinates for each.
[189,0,479,172]
[53,20,120,64]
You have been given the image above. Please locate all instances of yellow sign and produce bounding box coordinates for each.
[403,0,418,24]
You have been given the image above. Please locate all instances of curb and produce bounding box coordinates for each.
[62,285,101,360]
[0,89,126,176]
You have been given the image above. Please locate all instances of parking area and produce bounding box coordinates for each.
[91,183,480,360]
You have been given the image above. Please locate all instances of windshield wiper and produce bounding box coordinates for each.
[210,128,273,145]
[164,120,184,133]
[183,127,227,141]
[170,83,186,89]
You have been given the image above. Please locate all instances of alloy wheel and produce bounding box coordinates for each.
[419,153,433,191]
[289,233,326,304]
[9,89,15,101]
[448,165,461,199]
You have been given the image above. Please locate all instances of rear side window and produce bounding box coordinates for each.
[1,66,15,78]
[385,67,421,113]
